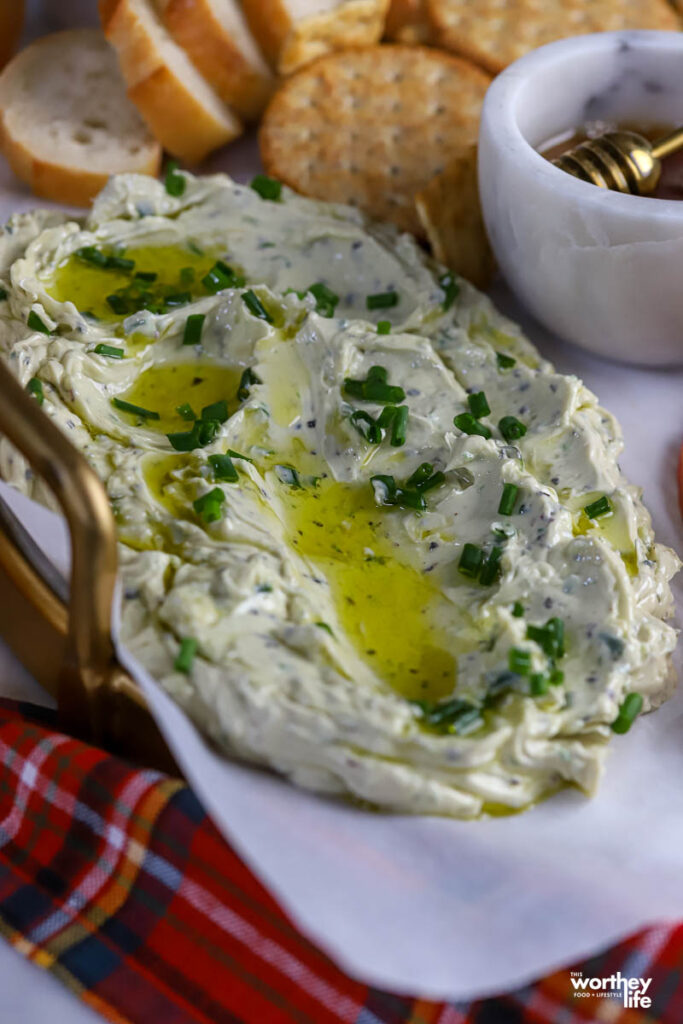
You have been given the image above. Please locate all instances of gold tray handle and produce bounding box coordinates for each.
[0,359,118,743]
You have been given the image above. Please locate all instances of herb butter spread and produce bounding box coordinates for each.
[0,172,679,818]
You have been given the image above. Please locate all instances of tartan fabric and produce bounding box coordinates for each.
[0,700,679,1024]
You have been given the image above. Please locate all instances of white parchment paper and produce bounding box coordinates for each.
[0,135,681,999]
[1,290,680,1002]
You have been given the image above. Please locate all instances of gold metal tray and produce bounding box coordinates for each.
[0,360,178,774]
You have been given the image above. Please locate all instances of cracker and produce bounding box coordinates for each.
[384,0,432,44]
[427,0,680,75]
[415,144,494,290]
[259,45,490,237]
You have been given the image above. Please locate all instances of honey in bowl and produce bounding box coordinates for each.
[540,121,683,199]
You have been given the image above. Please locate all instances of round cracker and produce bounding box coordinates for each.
[427,0,680,76]
[259,45,490,237]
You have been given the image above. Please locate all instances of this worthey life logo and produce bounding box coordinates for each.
[570,970,653,1008]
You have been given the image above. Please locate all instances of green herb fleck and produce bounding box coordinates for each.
[237,367,261,402]
[498,482,519,517]
[28,310,51,335]
[94,344,124,359]
[453,412,491,439]
[438,272,459,311]
[308,282,339,318]
[174,637,197,673]
[183,313,205,346]
[176,403,196,421]
[458,543,483,579]
[250,174,282,201]
[512,601,524,618]
[499,415,527,443]
[509,647,531,675]
[468,391,490,419]
[366,290,399,310]
[165,161,186,197]
[496,351,516,370]
[377,320,391,335]
[193,487,226,524]
[26,377,44,405]
[611,692,643,734]
[208,453,238,483]
[112,397,160,420]
[584,495,612,519]
[242,289,273,322]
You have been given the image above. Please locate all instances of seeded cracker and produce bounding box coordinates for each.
[259,45,490,237]
[415,145,494,290]
[427,0,680,76]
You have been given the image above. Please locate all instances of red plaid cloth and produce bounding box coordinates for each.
[0,699,680,1024]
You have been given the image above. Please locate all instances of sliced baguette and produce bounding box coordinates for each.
[154,0,273,121]
[0,0,25,71]
[242,0,390,75]
[0,29,161,206]
[100,0,242,163]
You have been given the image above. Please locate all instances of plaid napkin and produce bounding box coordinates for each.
[0,698,680,1024]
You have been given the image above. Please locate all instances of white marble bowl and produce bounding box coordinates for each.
[478,31,683,366]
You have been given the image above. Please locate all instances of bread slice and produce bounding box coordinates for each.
[100,0,242,163]
[153,0,273,121]
[0,29,161,207]
[260,45,490,236]
[0,0,25,71]
[242,0,390,75]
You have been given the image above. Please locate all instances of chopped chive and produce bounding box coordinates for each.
[315,621,333,635]
[308,282,339,318]
[197,418,220,446]
[453,412,491,439]
[366,290,399,310]
[208,453,238,482]
[26,377,44,405]
[94,344,124,359]
[498,482,519,516]
[174,637,197,674]
[530,672,549,696]
[509,647,531,675]
[496,351,516,369]
[377,320,391,335]
[176,402,196,421]
[237,367,261,402]
[389,405,408,446]
[106,293,129,315]
[275,464,302,488]
[200,399,229,423]
[164,291,192,309]
[413,697,482,735]
[112,397,160,420]
[526,617,565,659]
[584,495,612,519]
[407,463,433,489]
[0,287,7,300]
[350,410,381,444]
[180,266,196,286]
[371,474,397,505]
[183,312,205,346]
[135,270,157,282]
[343,369,405,404]
[106,255,135,271]
[479,546,503,586]
[499,415,527,442]
[193,487,225,523]
[27,310,51,334]
[458,542,483,578]
[512,601,524,618]
[438,272,459,311]
[242,289,273,322]
[250,174,282,201]
[418,471,445,493]
[467,391,490,419]
[202,261,240,294]
[167,424,201,451]
[76,246,108,267]
[165,161,186,197]
[395,488,426,511]
[611,692,643,734]
[227,448,254,463]
[549,668,564,686]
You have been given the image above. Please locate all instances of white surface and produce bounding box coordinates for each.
[0,9,681,1015]
[0,212,680,1004]
[479,31,683,365]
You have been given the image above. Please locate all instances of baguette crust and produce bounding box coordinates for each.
[0,0,25,71]
[0,28,161,206]
[243,0,390,75]
[100,0,242,162]
[156,0,273,120]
